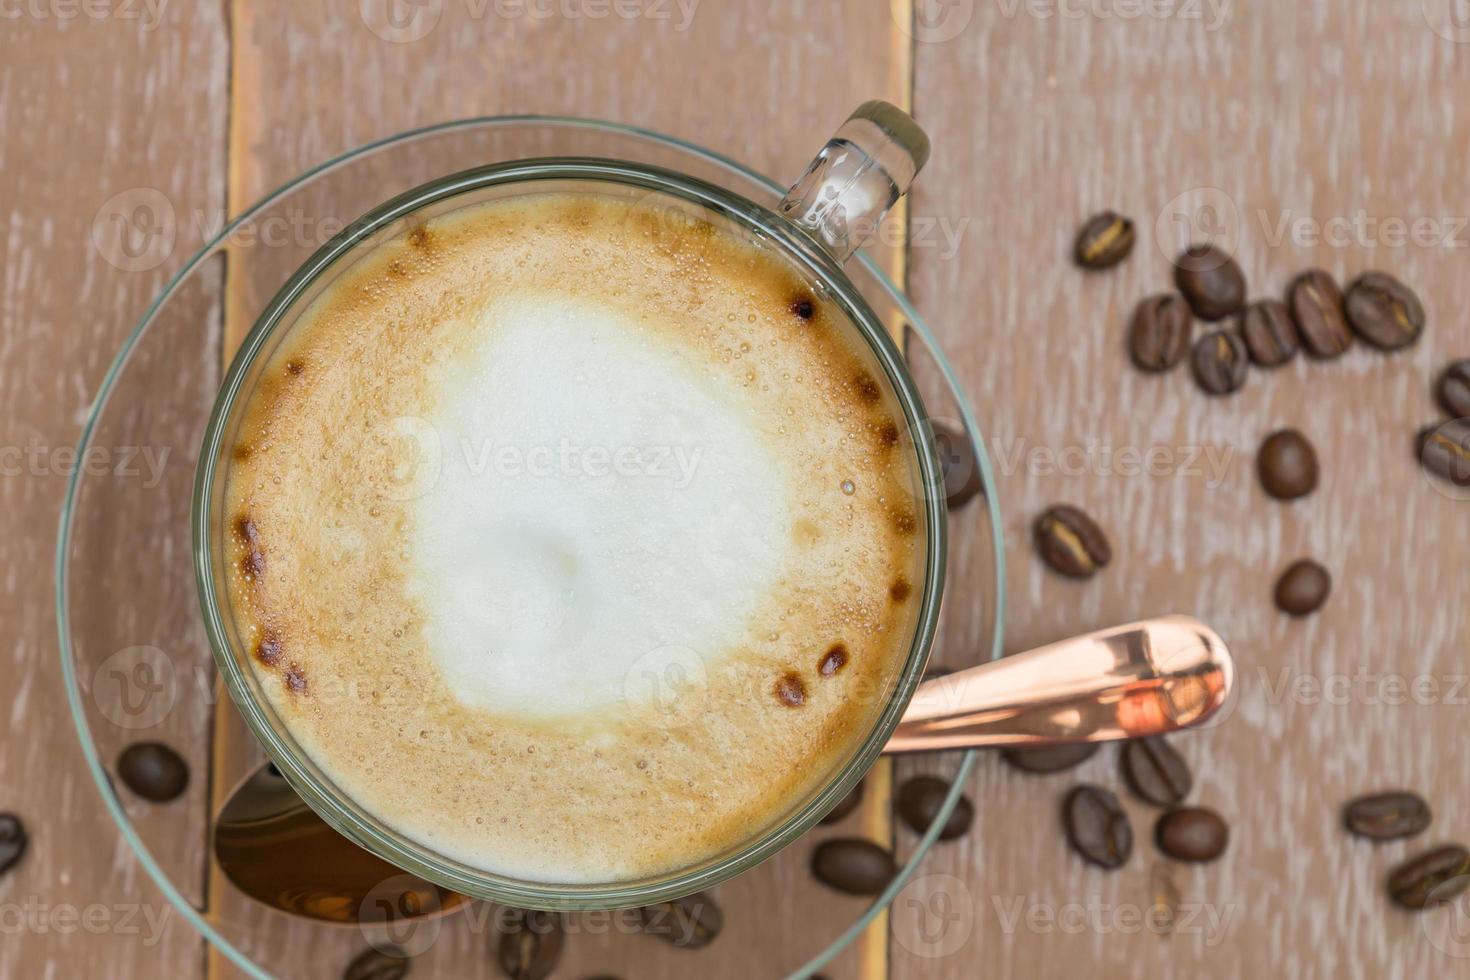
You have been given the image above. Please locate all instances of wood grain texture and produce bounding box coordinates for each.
[0,4,228,979]
[897,2,1470,978]
[208,2,911,978]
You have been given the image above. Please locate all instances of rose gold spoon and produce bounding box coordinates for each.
[885,614,1234,753]
[214,615,1232,919]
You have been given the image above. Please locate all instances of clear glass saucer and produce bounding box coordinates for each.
[56,117,1005,979]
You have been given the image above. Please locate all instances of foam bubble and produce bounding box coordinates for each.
[412,295,790,719]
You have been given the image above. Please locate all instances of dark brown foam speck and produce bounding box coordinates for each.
[891,510,917,535]
[256,633,283,666]
[889,578,911,603]
[789,294,815,320]
[853,372,883,405]
[775,673,807,707]
[876,419,900,449]
[285,358,306,376]
[284,664,307,694]
[819,644,849,677]
[407,225,431,249]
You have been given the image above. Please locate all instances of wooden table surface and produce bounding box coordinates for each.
[4,2,1468,977]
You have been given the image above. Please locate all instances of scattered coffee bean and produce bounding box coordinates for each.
[1418,419,1470,487]
[344,946,410,980]
[1174,245,1246,321]
[1344,271,1425,351]
[1191,329,1249,395]
[1344,791,1432,842]
[1273,559,1331,616]
[819,779,865,825]
[897,776,975,840]
[1238,299,1298,367]
[1257,429,1319,500]
[1062,785,1132,869]
[117,742,189,802]
[1074,211,1135,269]
[1034,505,1111,579]
[1128,294,1193,372]
[811,839,897,895]
[1001,742,1099,774]
[928,420,983,509]
[0,814,26,877]
[497,909,564,980]
[1437,359,1470,419]
[1120,737,1192,807]
[638,891,723,949]
[1388,845,1470,910]
[1289,269,1352,359]
[1155,807,1229,862]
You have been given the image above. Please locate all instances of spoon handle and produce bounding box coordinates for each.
[884,615,1234,753]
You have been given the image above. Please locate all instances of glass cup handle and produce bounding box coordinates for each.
[779,100,931,264]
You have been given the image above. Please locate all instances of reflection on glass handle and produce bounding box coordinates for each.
[779,100,930,264]
[885,615,1235,753]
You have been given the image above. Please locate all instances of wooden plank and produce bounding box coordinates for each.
[0,6,228,979]
[902,2,1470,977]
[209,3,911,977]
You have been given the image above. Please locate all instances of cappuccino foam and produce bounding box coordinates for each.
[222,189,926,883]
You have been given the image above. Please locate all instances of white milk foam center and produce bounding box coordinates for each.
[411,295,790,720]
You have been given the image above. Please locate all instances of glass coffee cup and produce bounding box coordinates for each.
[192,102,1234,912]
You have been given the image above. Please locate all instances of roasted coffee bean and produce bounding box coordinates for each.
[1128,294,1193,372]
[820,779,865,825]
[1274,559,1331,616]
[1437,359,1470,419]
[811,839,897,895]
[1388,845,1470,910]
[1289,269,1352,358]
[928,420,983,509]
[1074,211,1135,269]
[1190,329,1249,395]
[1001,742,1099,774]
[1257,429,1319,500]
[638,891,723,949]
[1034,505,1111,579]
[117,742,189,802]
[1062,785,1132,869]
[1418,419,1470,487]
[1344,271,1425,351]
[1155,807,1229,862]
[1343,791,1432,841]
[1120,737,1192,807]
[897,776,975,840]
[1173,245,1246,320]
[497,910,564,979]
[1238,299,1299,367]
[344,946,410,980]
[0,814,26,877]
